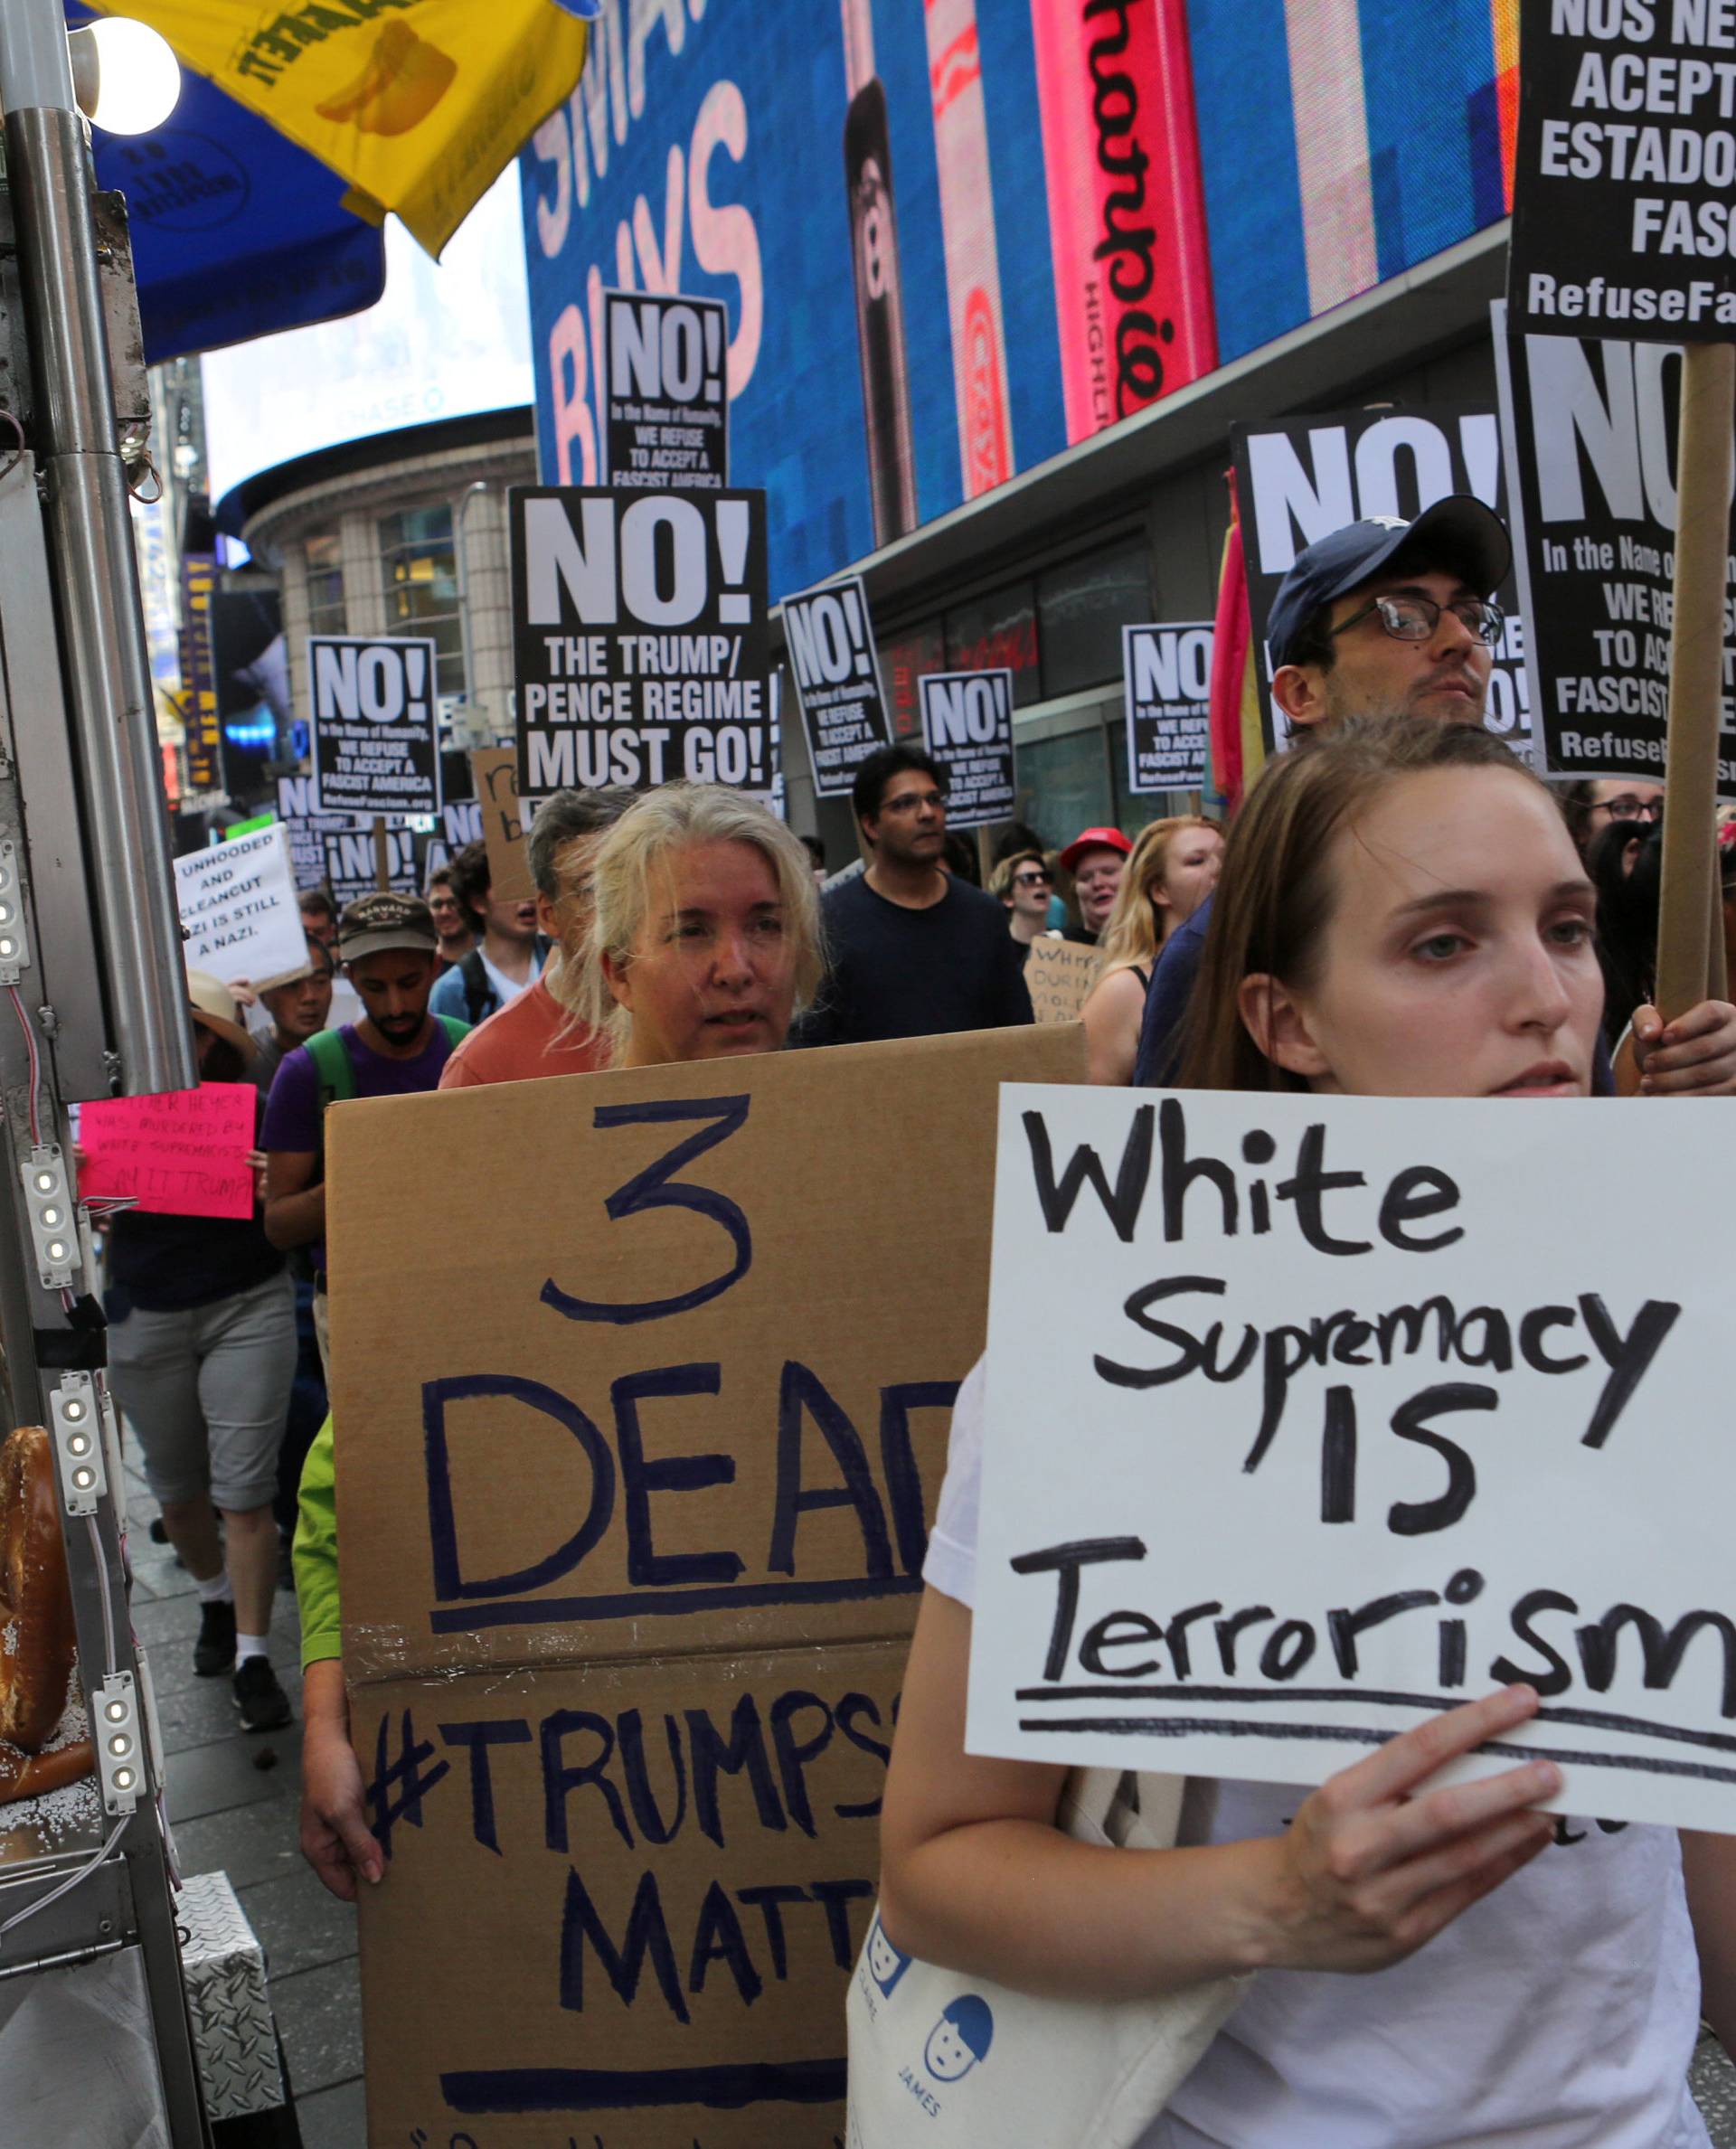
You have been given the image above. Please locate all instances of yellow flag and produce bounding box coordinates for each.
[88,0,590,257]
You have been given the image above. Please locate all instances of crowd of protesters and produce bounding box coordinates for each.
[75,483,1736,2144]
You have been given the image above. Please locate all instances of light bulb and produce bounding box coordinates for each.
[76,19,181,137]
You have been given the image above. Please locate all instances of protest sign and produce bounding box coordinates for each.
[603,289,730,491]
[175,824,307,988]
[323,827,418,909]
[1494,309,1736,796]
[512,486,771,796]
[468,747,535,906]
[1507,0,1736,343]
[784,576,893,797]
[326,1023,1086,2147]
[440,797,482,852]
[920,669,1015,829]
[1024,938,1099,1024]
[309,635,442,818]
[179,552,222,798]
[1123,623,1212,792]
[79,1086,256,1221]
[970,1084,1736,1833]
[276,774,357,890]
[1230,406,1528,753]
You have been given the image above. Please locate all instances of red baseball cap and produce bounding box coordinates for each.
[1060,826,1133,873]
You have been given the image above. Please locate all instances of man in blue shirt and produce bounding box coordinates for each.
[429,839,547,1027]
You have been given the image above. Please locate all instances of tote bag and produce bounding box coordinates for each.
[845,1769,1247,2149]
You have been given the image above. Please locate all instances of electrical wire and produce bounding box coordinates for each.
[83,1513,117,1668]
[6,984,42,1146]
[0,1815,129,1949]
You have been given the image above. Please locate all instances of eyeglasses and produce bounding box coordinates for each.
[1011,870,1052,888]
[1330,593,1505,647]
[880,789,946,815]
[1590,795,1664,822]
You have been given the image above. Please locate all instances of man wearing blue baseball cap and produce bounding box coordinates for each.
[1131,498,1736,1095]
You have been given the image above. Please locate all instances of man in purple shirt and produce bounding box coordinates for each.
[261,891,466,1376]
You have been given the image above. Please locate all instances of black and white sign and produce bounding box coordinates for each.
[1123,623,1212,793]
[971,1083,1736,1834]
[309,636,441,818]
[1509,0,1736,344]
[276,774,357,889]
[920,669,1015,829]
[1494,305,1736,794]
[1230,406,1529,753]
[783,575,892,799]
[602,289,729,491]
[322,827,419,909]
[511,485,770,796]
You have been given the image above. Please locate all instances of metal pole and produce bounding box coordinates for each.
[0,0,195,1097]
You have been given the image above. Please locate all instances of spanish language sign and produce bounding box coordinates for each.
[323,827,418,909]
[511,485,771,796]
[309,635,442,818]
[79,1086,256,1221]
[1508,0,1736,343]
[1494,307,1736,794]
[1230,406,1529,752]
[920,669,1015,829]
[603,289,730,491]
[326,1024,1085,2148]
[1123,623,1212,793]
[174,824,307,988]
[970,1085,1736,1833]
[783,576,893,798]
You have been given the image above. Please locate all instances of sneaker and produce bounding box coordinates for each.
[193,1598,236,1678]
[233,1655,293,1733]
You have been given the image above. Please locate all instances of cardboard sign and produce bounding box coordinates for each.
[79,1085,256,1221]
[1123,622,1212,793]
[512,485,771,796]
[326,1024,1085,2148]
[970,1085,1736,1834]
[603,289,730,491]
[1494,305,1736,796]
[1229,406,1529,754]
[175,824,307,988]
[920,669,1015,830]
[1507,0,1736,344]
[323,827,419,909]
[469,747,535,906]
[784,576,893,797]
[310,635,442,818]
[1024,938,1099,1024]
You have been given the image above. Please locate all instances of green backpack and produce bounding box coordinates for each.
[302,1019,469,1183]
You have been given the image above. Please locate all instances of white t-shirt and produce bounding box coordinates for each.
[925,1359,1710,2149]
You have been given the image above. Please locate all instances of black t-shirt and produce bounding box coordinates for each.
[104,1088,283,1314]
[796,872,1033,1047]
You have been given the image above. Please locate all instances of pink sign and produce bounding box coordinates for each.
[80,1084,257,1221]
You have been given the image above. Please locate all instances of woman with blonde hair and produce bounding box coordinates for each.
[1079,814,1222,1084]
[580,780,825,1066]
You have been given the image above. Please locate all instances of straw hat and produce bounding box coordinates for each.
[185,970,256,1062]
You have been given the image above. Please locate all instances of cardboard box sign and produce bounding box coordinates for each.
[1024,938,1099,1024]
[326,1023,1084,2146]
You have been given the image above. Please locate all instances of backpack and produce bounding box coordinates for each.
[456,938,552,1028]
[303,1019,468,1182]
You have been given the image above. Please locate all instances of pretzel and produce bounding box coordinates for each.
[0,1737,94,1805]
[0,1426,79,1754]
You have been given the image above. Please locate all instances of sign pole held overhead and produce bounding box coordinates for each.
[1655,344,1735,1022]
[373,814,391,892]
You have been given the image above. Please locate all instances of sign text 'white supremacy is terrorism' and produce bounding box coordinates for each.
[969,1086,1736,1833]
[511,485,770,796]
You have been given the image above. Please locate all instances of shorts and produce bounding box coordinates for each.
[106,1269,297,1513]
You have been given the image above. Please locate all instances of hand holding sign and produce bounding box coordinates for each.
[80,1086,258,1220]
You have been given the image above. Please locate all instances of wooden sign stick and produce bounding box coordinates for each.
[1655,342,1735,1020]
[373,814,391,892]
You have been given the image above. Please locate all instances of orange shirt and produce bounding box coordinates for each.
[438,976,605,1089]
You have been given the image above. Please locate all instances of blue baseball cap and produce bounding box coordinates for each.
[1266,496,1511,670]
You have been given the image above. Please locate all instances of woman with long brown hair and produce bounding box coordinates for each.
[1080,815,1222,1084]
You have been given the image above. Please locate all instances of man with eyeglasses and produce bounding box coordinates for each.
[796,743,1033,1045]
[1134,498,1736,1096]
[991,846,1061,968]
[1564,778,1665,853]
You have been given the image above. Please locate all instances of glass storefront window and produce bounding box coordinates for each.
[945,580,1041,707]
[1038,542,1153,698]
[304,531,345,639]
[378,503,465,698]
[1013,722,1112,851]
[877,619,945,740]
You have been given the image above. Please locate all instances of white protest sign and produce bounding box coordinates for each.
[970,1085,1736,1833]
[175,824,307,988]
[310,635,442,817]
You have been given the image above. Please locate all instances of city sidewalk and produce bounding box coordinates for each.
[123,1437,365,2147]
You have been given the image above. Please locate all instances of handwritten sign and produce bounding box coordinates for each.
[326,1024,1085,2148]
[469,747,534,906]
[80,1086,256,1220]
[174,824,307,989]
[1024,938,1099,1024]
[969,1087,1736,1834]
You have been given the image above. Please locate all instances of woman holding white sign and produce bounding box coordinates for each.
[877,718,1730,2146]
[1080,816,1222,1086]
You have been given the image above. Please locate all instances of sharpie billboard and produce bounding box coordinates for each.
[522,0,1518,597]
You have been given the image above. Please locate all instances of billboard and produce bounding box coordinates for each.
[520,0,1519,599]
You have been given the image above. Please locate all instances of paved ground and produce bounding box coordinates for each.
[122,1431,1736,2149]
